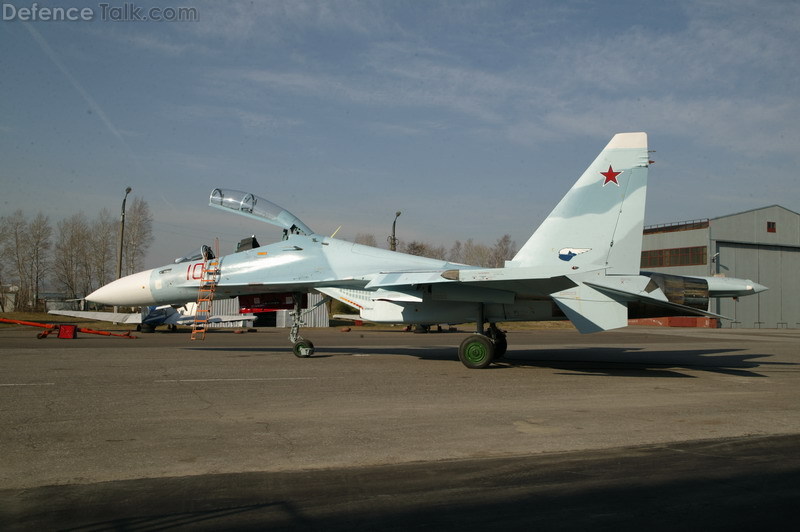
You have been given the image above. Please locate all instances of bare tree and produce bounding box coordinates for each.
[354,233,377,247]
[4,212,29,309]
[47,209,120,299]
[27,213,52,310]
[1,211,33,310]
[403,241,430,257]
[448,240,463,264]
[122,197,153,275]
[402,241,447,260]
[0,216,10,311]
[53,214,89,299]
[427,244,447,261]
[489,234,516,268]
[463,239,492,267]
[89,209,116,288]
[0,268,6,312]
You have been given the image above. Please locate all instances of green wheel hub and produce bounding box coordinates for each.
[464,341,489,364]
[458,335,495,369]
[292,339,315,358]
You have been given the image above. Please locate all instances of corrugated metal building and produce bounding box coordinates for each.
[208,297,254,328]
[642,205,800,328]
[275,293,329,328]
[206,294,328,328]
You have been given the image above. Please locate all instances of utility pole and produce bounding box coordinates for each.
[388,211,401,251]
[114,187,131,314]
[116,187,132,279]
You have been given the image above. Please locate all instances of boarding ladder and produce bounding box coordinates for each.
[190,257,220,341]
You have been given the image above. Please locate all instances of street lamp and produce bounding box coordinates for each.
[388,211,401,251]
[116,187,132,280]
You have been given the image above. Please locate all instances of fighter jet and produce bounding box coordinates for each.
[87,132,766,368]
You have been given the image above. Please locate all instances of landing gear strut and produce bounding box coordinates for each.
[487,323,507,359]
[457,304,507,369]
[289,293,314,358]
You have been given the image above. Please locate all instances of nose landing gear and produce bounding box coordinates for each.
[289,293,315,358]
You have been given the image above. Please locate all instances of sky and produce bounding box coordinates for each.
[2,0,799,268]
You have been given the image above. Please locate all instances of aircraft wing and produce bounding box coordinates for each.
[364,267,579,302]
[322,266,728,334]
[48,310,142,324]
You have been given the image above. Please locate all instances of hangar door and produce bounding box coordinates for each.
[715,242,800,328]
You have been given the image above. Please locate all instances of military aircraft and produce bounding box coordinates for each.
[86,132,766,368]
[49,302,253,332]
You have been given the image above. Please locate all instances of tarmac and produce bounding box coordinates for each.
[1,324,799,530]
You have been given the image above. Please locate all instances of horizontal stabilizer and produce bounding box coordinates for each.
[552,284,628,333]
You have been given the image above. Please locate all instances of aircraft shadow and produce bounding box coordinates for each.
[499,347,780,378]
[317,345,784,379]
[186,344,792,379]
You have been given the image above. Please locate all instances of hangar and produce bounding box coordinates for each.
[641,205,800,328]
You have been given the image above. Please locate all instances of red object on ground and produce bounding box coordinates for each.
[57,324,77,339]
[0,318,136,339]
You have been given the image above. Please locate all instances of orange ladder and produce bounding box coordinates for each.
[190,259,220,340]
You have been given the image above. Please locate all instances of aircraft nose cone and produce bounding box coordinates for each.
[749,281,768,294]
[86,269,155,305]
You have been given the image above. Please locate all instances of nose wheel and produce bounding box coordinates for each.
[292,339,315,358]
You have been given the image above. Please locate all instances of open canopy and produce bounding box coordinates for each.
[174,244,215,264]
[209,188,314,236]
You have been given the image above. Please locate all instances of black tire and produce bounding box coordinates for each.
[493,334,508,359]
[292,339,315,358]
[458,335,495,369]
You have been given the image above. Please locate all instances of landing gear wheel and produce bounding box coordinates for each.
[458,335,495,369]
[292,339,315,358]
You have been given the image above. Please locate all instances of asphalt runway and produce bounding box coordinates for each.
[1,325,799,530]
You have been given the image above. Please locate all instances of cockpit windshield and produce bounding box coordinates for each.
[209,188,313,236]
[174,244,215,264]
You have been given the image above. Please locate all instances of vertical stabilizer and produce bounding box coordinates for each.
[509,133,649,275]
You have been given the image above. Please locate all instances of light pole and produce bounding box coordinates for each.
[116,187,132,280]
[388,211,401,251]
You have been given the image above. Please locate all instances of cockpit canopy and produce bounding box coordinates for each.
[209,188,313,236]
[174,244,215,264]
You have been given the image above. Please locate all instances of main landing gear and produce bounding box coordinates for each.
[457,305,507,369]
[289,293,315,358]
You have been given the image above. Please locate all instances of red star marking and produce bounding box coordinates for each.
[601,165,621,186]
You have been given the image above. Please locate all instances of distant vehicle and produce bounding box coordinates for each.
[49,302,252,333]
[87,133,766,367]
